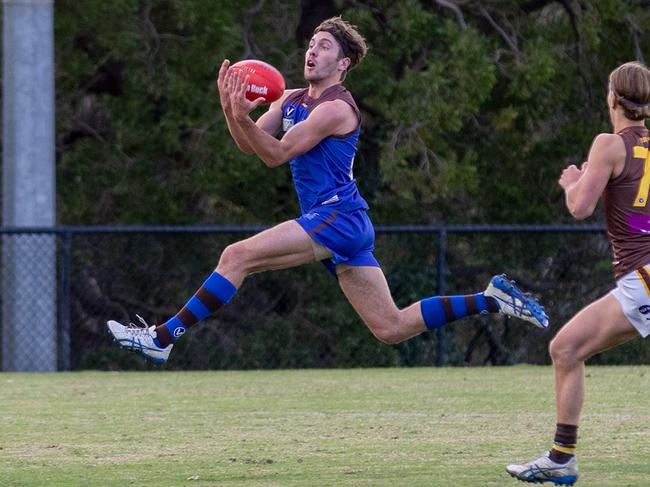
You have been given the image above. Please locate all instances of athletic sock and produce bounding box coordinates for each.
[154,272,237,347]
[420,293,499,331]
[548,423,578,464]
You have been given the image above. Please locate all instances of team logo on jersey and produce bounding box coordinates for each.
[283,106,296,132]
[638,305,650,315]
[173,327,186,338]
[283,117,294,132]
[321,194,339,205]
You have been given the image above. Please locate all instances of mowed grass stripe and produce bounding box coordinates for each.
[0,366,648,486]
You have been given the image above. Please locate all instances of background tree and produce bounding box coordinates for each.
[55,0,649,226]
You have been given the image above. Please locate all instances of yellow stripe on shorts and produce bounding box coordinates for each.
[636,266,650,298]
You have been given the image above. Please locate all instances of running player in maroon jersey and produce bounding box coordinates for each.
[507,61,650,485]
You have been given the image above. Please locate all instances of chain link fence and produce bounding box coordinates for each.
[1,233,57,371]
[2,224,649,371]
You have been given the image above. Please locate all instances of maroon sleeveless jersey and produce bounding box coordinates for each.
[603,126,650,278]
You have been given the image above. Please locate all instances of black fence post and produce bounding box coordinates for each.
[436,230,447,366]
[58,231,72,371]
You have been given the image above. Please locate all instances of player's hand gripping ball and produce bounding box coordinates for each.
[230,60,285,104]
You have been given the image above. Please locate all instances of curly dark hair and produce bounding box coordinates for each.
[313,16,368,74]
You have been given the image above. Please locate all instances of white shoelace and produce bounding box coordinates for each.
[135,314,151,327]
[123,314,153,336]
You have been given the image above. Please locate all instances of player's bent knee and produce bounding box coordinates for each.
[549,336,581,366]
[362,312,407,345]
[548,336,564,362]
[369,324,403,345]
[218,242,251,273]
[373,331,399,345]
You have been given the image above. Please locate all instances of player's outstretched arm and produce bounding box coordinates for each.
[560,133,625,219]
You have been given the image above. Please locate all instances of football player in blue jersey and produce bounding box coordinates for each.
[107,16,548,364]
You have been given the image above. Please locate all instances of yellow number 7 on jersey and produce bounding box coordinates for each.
[633,145,650,207]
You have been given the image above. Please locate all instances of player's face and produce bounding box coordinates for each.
[304,31,349,82]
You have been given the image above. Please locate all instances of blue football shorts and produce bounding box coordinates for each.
[295,206,380,274]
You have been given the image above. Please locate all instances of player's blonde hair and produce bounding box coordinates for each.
[314,16,367,78]
[609,61,650,121]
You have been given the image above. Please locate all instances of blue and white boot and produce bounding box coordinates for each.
[107,315,172,364]
[485,274,549,328]
[506,452,578,485]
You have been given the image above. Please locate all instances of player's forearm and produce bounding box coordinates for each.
[222,107,255,154]
[236,116,288,167]
[564,182,594,220]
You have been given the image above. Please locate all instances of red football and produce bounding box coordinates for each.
[230,59,285,104]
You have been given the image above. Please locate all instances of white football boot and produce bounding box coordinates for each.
[485,274,549,328]
[107,315,172,364]
[506,452,578,485]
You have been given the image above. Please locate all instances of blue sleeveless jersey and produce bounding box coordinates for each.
[281,85,369,214]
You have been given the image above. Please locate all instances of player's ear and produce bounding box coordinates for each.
[339,57,351,72]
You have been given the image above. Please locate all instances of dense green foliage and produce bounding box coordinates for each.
[55,0,650,225]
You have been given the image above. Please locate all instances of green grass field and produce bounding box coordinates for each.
[1,366,649,486]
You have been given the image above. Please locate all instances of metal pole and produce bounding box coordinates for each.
[2,0,56,371]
